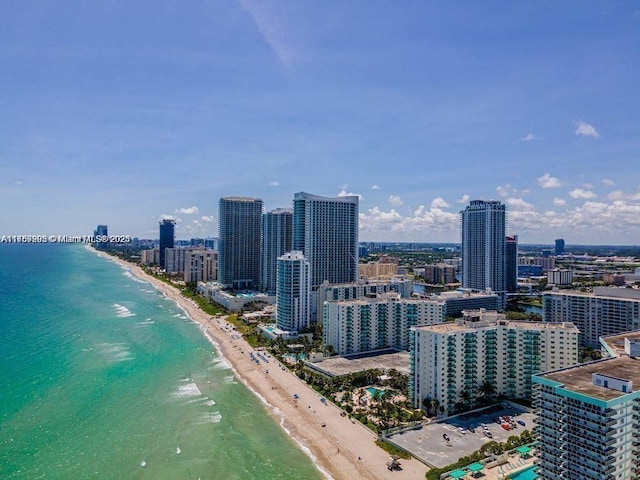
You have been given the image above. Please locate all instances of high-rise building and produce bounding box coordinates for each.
[533,331,640,480]
[159,219,175,270]
[93,224,109,250]
[411,310,579,416]
[261,208,293,295]
[506,235,518,293]
[543,287,640,347]
[218,197,263,290]
[276,251,310,332]
[293,192,359,320]
[293,192,359,287]
[461,200,507,307]
[555,238,565,255]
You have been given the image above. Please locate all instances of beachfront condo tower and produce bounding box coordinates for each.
[218,197,263,290]
[276,251,311,332]
[293,192,359,321]
[261,208,293,295]
[159,219,175,270]
[461,200,507,308]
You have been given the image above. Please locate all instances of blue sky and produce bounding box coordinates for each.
[1,1,639,244]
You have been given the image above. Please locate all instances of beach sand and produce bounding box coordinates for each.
[97,250,428,480]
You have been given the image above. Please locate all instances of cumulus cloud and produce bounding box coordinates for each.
[569,188,597,200]
[575,121,599,138]
[457,194,470,204]
[175,206,199,215]
[388,195,404,207]
[521,133,536,141]
[160,214,176,220]
[496,184,511,198]
[201,215,215,222]
[506,197,534,210]
[537,173,562,189]
[359,204,459,239]
[553,197,567,207]
[371,184,381,190]
[338,189,363,200]
[608,190,640,201]
[602,178,615,187]
[268,180,280,187]
[431,197,450,209]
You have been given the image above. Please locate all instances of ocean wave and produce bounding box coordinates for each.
[97,342,133,362]
[170,382,202,398]
[199,412,222,424]
[121,269,148,284]
[210,357,231,371]
[113,303,136,318]
[224,375,237,385]
[136,318,155,325]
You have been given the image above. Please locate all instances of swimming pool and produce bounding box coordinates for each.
[508,465,538,480]
[366,387,385,398]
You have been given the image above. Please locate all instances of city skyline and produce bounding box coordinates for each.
[2,2,639,244]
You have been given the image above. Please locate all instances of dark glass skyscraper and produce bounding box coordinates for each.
[461,200,507,307]
[218,197,263,290]
[159,219,175,270]
[506,235,518,293]
[555,238,565,255]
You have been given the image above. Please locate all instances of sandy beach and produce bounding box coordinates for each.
[96,250,428,480]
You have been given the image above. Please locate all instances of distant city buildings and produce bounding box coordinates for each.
[262,208,293,295]
[275,251,310,332]
[93,224,109,249]
[323,292,445,355]
[547,268,573,285]
[533,331,640,480]
[218,197,263,290]
[358,261,399,279]
[461,200,507,307]
[411,309,579,416]
[159,219,175,270]
[543,287,640,347]
[555,238,565,255]
[416,264,457,285]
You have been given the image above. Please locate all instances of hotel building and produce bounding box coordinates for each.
[532,331,640,480]
[159,219,175,270]
[410,310,579,415]
[543,287,640,347]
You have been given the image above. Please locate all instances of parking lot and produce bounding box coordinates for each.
[386,403,534,468]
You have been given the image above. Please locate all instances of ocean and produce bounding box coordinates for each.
[0,244,322,480]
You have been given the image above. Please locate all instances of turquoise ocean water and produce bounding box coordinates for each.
[0,244,322,480]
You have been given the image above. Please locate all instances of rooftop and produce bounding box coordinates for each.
[414,319,578,334]
[601,330,640,356]
[539,356,640,401]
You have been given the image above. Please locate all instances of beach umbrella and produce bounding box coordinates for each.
[449,469,466,478]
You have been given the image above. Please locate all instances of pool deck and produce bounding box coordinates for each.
[473,454,537,480]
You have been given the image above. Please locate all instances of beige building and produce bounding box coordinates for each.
[411,309,579,415]
[358,261,399,278]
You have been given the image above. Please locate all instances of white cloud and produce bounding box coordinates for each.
[496,184,512,197]
[388,195,404,207]
[371,184,381,190]
[237,0,297,67]
[537,173,562,189]
[457,194,470,204]
[553,197,567,207]
[506,197,534,211]
[267,180,280,187]
[602,178,616,187]
[521,133,536,141]
[160,214,175,220]
[175,206,199,215]
[583,183,594,190]
[338,189,363,200]
[201,215,215,222]
[569,188,597,200]
[608,190,640,201]
[431,197,450,209]
[575,121,599,138]
[359,204,459,239]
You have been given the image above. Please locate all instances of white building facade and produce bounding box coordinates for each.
[410,310,579,415]
[276,251,311,332]
[323,293,445,355]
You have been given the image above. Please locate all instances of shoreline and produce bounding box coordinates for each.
[93,249,428,480]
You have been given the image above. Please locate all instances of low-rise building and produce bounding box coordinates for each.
[547,268,573,285]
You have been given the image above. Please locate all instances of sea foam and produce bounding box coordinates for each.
[113,303,136,318]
